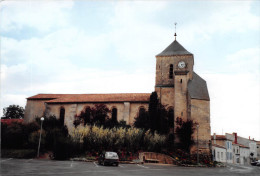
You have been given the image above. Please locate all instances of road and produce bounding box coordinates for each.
[1,158,260,176]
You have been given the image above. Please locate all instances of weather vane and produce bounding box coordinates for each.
[174,22,177,40]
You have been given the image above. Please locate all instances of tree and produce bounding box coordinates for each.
[134,91,170,134]
[2,105,25,119]
[175,117,195,153]
[74,104,110,127]
[148,91,159,131]
[134,108,149,130]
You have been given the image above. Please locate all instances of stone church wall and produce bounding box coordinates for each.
[24,100,46,123]
[129,103,149,125]
[190,99,211,153]
[33,102,149,131]
[155,87,175,108]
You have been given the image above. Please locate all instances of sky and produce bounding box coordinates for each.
[0,0,259,140]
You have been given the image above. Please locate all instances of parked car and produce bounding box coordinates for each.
[98,151,119,166]
[251,160,260,166]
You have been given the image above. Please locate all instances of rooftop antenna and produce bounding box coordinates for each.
[174,22,177,40]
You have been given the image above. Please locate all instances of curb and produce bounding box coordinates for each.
[70,158,142,164]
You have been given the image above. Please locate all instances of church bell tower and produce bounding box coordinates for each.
[155,31,194,123]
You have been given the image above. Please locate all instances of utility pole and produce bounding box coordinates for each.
[37,117,44,158]
[197,124,199,164]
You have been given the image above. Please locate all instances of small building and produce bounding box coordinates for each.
[212,144,226,163]
[212,133,232,163]
[232,143,240,164]
[256,141,260,160]
[226,133,257,161]
[239,145,250,165]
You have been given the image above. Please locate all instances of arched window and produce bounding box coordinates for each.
[169,64,173,79]
[168,108,174,128]
[59,107,65,125]
[112,108,117,122]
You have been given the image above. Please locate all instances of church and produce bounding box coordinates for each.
[24,34,211,153]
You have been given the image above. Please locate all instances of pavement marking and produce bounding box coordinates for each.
[1,158,13,162]
[119,164,125,168]
[70,161,73,167]
[93,161,99,167]
[137,164,149,169]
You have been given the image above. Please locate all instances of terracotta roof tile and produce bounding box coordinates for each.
[232,142,249,148]
[212,144,226,149]
[27,93,150,103]
[211,135,227,140]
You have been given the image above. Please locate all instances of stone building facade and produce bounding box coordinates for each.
[24,37,211,152]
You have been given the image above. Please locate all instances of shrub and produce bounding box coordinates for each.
[175,117,195,153]
[71,125,167,154]
[1,149,36,158]
[53,136,73,160]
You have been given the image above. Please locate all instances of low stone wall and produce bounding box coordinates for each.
[139,152,176,164]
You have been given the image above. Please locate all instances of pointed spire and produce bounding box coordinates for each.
[174,22,177,40]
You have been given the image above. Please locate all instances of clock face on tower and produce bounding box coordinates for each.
[178,61,186,68]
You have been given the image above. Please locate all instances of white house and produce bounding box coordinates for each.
[240,145,250,165]
[225,140,233,163]
[212,144,226,163]
[212,133,232,163]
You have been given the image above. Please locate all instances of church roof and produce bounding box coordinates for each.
[27,93,150,103]
[188,72,210,101]
[156,40,192,57]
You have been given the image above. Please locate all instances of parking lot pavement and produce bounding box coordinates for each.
[1,158,260,176]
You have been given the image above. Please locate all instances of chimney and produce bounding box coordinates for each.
[234,133,237,144]
[213,133,216,144]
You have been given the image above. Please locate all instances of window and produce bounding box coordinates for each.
[59,107,65,125]
[112,108,117,122]
[139,107,146,117]
[217,152,220,160]
[169,64,173,79]
[221,152,223,159]
[226,152,229,160]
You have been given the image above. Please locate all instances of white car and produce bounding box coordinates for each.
[251,160,260,166]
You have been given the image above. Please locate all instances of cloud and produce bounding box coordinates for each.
[202,72,260,140]
[226,47,260,75]
[0,0,74,32]
[0,94,28,111]
[180,1,260,44]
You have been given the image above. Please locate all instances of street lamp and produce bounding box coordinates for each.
[196,124,199,164]
[37,117,44,158]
